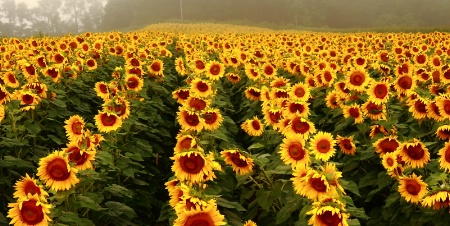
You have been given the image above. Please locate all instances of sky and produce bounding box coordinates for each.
[15,0,38,8]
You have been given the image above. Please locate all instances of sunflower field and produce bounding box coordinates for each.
[1,23,450,226]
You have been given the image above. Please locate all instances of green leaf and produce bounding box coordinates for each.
[96,151,114,166]
[340,179,361,196]
[223,209,243,226]
[48,135,63,145]
[276,196,302,224]
[217,198,246,211]
[347,206,370,220]
[58,212,83,225]
[248,143,265,150]
[0,212,7,224]
[384,192,400,208]
[104,184,134,198]
[347,218,361,226]
[256,189,274,211]
[105,201,137,218]
[77,195,106,211]
[52,99,67,108]
[0,156,34,168]
[265,165,292,176]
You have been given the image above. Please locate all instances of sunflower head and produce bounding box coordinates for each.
[7,193,52,226]
[37,151,79,191]
[221,149,254,175]
[13,174,49,201]
[398,173,428,204]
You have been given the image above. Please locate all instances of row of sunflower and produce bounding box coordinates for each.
[1,30,178,225]
[157,23,450,226]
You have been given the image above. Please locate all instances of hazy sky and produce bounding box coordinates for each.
[15,0,38,8]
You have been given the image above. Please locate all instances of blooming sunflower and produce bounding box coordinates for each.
[15,90,41,111]
[284,100,310,118]
[293,169,335,201]
[373,136,399,157]
[13,174,48,201]
[398,139,430,168]
[241,116,264,137]
[174,134,198,154]
[282,116,316,139]
[206,61,225,80]
[343,104,364,124]
[367,81,390,105]
[178,106,204,131]
[124,74,144,92]
[435,95,450,119]
[7,193,52,226]
[307,201,350,226]
[63,143,95,170]
[362,101,386,121]
[85,58,97,70]
[369,125,389,139]
[173,199,225,226]
[3,71,20,88]
[336,135,356,155]
[202,108,223,131]
[245,64,260,81]
[171,150,214,184]
[438,141,450,173]
[279,134,310,168]
[427,101,444,121]
[37,151,79,191]
[421,191,450,210]
[398,173,428,204]
[175,57,187,76]
[172,88,190,104]
[226,73,241,84]
[94,111,123,133]
[394,74,416,94]
[190,78,213,97]
[261,62,277,78]
[408,97,429,120]
[221,149,254,175]
[309,132,336,162]
[244,86,261,101]
[325,91,341,109]
[289,82,310,102]
[64,115,85,142]
[148,59,164,76]
[381,151,398,171]
[103,99,131,120]
[20,62,38,82]
[436,125,450,140]
[346,67,369,92]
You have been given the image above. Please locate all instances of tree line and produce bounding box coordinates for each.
[1,0,450,37]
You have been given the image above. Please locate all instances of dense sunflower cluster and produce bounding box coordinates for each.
[163,25,450,225]
[1,30,172,225]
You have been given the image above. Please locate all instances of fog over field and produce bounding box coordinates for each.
[1,0,450,37]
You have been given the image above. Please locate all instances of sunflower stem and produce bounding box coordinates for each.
[249,176,262,189]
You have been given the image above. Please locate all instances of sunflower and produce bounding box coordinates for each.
[279,134,310,168]
[284,100,310,118]
[435,96,450,119]
[7,193,52,226]
[325,91,341,109]
[438,141,450,173]
[398,173,428,204]
[0,105,5,123]
[241,116,264,137]
[175,194,210,214]
[381,151,398,171]
[64,115,85,142]
[94,81,110,101]
[85,58,97,70]
[3,71,20,88]
[436,125,450,140]
[37,151,79,191]
[205,61,225,80]
[373,136,400,157]
[342,104,364,124]
[346,67,369,92]
[94,111,123,133]
[398,139,430,168]
[289,82,310,102]
[225,73,241,84]
[15,90,41,111]
[148,59,164,76]
[185,97,209,111]
[244,87,261,101]
[261,62,276,78]
[202,109,223,131]
[178,108,204,132]
[172,88,190,104]
[293,169,334,201]
[334,81,351,99]
[336,135,356,155]
[243,220,257,226]
[173,200,225,226]
[221,149,254,175]
[175,57,187,76]
[63,143,95,170]
[427,101,444,121]
[190,78,213,97]
[0,85,11,104]
[124,74,144,92]
[174,134,198,154]
[307,201,350,226]
[421,191,450,210]
[408,97,428,120]
[369,125,389,139]
[13,174,48,201]
[245,65,260,80]
[309,132,336,162]
[171,150,214,183]
[282,116,316,139]
[103,99,131,120]
[168,184,184,208]
[367,81,390,105]
[394,74,416,94]
[362,101,386,121]
[20,62,38,82]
